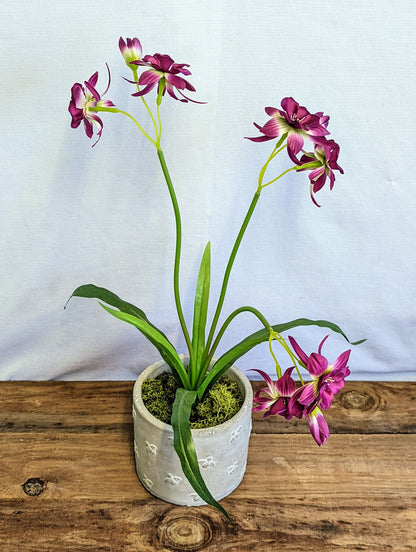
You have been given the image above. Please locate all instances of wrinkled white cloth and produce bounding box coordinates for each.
[1,0,415,381]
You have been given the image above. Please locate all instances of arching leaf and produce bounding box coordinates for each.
[171,388,231,520]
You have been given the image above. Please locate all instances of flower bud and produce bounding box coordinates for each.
[119,37,143,68]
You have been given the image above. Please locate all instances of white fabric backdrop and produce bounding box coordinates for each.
[1,0,415,381]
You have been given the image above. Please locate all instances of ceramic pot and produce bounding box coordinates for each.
[132,355,253,506]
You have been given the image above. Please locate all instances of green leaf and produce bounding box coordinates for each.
[65,284,190,388]
[66,284,154,327]
[99,303,191,389]
[198,318,365,399]
[191,242,211,383]
[171,388,231,520]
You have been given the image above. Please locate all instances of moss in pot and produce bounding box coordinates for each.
[142,372,243,428]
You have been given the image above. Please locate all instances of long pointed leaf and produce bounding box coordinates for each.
[171,388,231,520]
[99,304,190,389]
[65,284,190,387]
[191,242,211,382]
[198,318,365,398]
[66,284,153,325]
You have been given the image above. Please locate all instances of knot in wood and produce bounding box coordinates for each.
[339,389,376,412]
[158,514,212,551]
[22,478,46,497]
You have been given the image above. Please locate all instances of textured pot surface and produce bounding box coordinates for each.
[132,356,253,506]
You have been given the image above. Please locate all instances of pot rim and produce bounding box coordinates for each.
[133,354,253,435]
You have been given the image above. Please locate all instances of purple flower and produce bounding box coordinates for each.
[288,335,351,413]
[251,367,298,419]
[298,139,344,207]
[119,36,143,67]
[130,53,202,103]
[68,66,115,146]
[307,407,330,446]
[246,97,330,163]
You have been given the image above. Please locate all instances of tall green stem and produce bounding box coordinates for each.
[203,190,261,368]
[157,147,194,368]
[202,137,289,373]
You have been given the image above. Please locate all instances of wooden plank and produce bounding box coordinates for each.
[1,433,414,500]
[1,433,415,550]
[1,381,416,434]
[253,380,416,434]
[1,495,415,551]
[0,382,134,434]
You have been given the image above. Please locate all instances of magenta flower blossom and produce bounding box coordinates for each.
[119,36,142,66]
[288,335,351,414]
[130,53,202,103]
[298,139,344,207]
[68,67,115,146]
[307,407,330,446]
[246,97,330,164]
[251,367,298,419]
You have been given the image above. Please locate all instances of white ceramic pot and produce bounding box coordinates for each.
[132,355,253,506]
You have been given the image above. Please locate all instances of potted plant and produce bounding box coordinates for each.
[66,36,363,519]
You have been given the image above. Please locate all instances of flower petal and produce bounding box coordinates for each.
[245,134,274,143]
[288,336,309,367]
[138,69,162,86]
[262,118,283,138]
[250,369,274,389]
[131,82,158,97]
[275,367,297,397]
[287,132,304,157]
[307,408,329,446]
[165,73,188,90]
[331,349,351,372]
[308,353,329,377]
[296,382,318,406]
[318,335,329,355]
[87,71,99,89]
[264,106,279,116]
[280,97,299,119]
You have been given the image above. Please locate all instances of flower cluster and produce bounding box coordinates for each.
[68,37,201,146]
[68,37,343,207]
[247,97,343,206]
[253,336,351,445]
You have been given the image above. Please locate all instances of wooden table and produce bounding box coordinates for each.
[1,381,415,551]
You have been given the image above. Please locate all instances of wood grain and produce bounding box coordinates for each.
[1,381,415,551]
[2,381,416,434]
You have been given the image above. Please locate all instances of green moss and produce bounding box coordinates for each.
[141,372,244,429]
[141,372,179,424]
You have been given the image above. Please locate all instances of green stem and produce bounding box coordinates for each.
[268,333,282,379]
[156,101,162,146]
[89,106,157,146]
[131,67,159,141]
[202,138,290,373]
[257,135,287,190]
[260,165,298,189]
[157,148,194,368]
[197,305,272,387]
[269,330,305,383]
[203,190,261,369]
